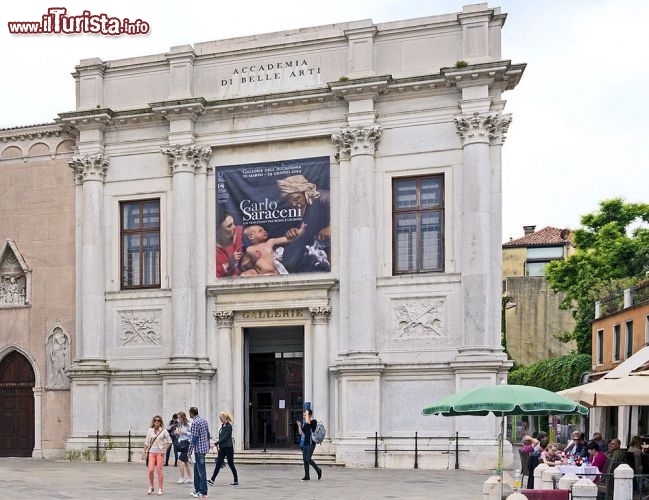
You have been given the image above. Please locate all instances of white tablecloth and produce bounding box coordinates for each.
[557,464,600,476]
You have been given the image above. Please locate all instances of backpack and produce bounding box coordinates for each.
[312,421,326,444]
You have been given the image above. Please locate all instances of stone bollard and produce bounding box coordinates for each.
[613,463,634,500]
[505,494,528,500]
[558,472,580,491]
[483,476,501,500]
[533,463,549,489]
[571,478,597,500]
[541,467,562,489]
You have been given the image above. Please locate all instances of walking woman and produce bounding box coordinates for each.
[174,411,193,484]
[296,408,322,480]
[207,411,239,486]
[143,415,172,495]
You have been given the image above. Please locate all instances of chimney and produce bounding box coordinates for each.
[523,225,536,235]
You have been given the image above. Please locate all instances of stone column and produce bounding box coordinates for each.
[32,387,42,458]
[161,144,211,361]
[214,310,234,413]
[489,115,511,347]
[69,154,109,364]
[455,112,509,348]
[331,126,382,355]
[309,306,331,427]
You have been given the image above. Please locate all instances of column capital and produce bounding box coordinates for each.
[455,112,511,146]
[309,306,332,325]
[490,113,512,145]
[331,125,382,160]
[213,310,234,327]
[161,144,211,175]
[68,153,109,184]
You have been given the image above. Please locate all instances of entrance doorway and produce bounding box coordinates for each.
[0,351,35,457]
[245,326,303,449]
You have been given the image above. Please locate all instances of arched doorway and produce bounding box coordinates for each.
[0,351,35,457]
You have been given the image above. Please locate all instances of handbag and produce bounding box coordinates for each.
[177,440,189,453]
[144,429,164,466]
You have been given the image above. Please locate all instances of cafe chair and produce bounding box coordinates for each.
[519,449,530,486]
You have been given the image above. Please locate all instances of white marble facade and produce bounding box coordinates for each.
[56,4,523,468]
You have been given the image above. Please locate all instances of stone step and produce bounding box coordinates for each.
[206,449,342,466]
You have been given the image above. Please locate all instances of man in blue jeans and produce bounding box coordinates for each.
[189,407,210,498]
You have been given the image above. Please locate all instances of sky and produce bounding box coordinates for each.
[1,0,647,241]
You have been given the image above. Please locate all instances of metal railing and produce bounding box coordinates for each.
[366,432,471,469]
[88,431,136,462]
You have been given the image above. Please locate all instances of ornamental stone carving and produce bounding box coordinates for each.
[331,125,382,160]
[309,306,332,325]
[454,112,512,146]
[490,113,512,145]
[68,153,109,183]
[118,311,161,346]
[0,239,31,308]
[161,144,212,174]
[393,299,445,339]
[46,322,71,390]
[213,310,234,327]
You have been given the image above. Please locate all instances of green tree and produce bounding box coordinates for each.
[546,198,649,353]
[508,354,591,392]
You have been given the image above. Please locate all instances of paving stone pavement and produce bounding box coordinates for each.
[0,458,497,499]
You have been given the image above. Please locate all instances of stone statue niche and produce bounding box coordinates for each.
[46,323,71,390]
[0,240,31,307]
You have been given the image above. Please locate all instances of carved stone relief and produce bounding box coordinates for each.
[392,298,445,340]
[0,240,31,307]
[118,311,161,346]
[46,322,70,389]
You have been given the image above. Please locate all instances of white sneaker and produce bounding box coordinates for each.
[157,489,163,496]
[191,493,200,498]
[177,478,185,483]
[184,478,193,484]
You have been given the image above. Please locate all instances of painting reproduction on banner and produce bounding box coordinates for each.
[216,156,330,277]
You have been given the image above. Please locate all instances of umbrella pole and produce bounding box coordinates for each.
[499,415,504,499]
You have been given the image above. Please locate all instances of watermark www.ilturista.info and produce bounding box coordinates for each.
[7,8,149,35]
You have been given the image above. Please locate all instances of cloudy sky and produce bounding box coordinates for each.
[1,0,646,241]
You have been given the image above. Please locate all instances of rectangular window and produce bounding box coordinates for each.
[645,315,649,345]
[625,321,633,359]
[392,175,444,274]
[596,329,604,364]
[120,199,161,289]
[613,324,621,362]
[526,247,564,259]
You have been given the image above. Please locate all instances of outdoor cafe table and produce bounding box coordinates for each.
[557,464,600,477]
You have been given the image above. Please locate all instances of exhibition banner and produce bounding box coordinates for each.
[216,156,330,277]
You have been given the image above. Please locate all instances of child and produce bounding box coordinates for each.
[239,223,305,275]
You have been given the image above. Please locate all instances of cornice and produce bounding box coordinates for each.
[0,123,71,143]
[206,277,338,296]
[329,76,390,101]
[150,98,207,118]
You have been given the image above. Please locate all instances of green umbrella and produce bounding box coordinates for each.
[422,384,589,496]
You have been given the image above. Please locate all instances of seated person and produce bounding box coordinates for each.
[605,438,626,472]
[628,435,643,473]
[564,431,588,458]
[520,435,538,454]
[586,442,607,479]
[532,431,548,455]
[542,442,566,466]
[239,223,305,276]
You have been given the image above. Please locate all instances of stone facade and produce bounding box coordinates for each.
[0,4,525,468]
[0,126,76,458]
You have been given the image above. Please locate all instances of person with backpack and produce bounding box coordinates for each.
[295,408,322,481]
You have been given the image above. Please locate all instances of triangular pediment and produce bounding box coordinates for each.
[0,239,30,275]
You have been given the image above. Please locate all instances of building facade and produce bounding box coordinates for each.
[589,282,649,443]
[502,226,576,365]
[1,4,524,467]
[0,126,76,458]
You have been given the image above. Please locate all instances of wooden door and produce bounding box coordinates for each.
[0,351,35,457]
